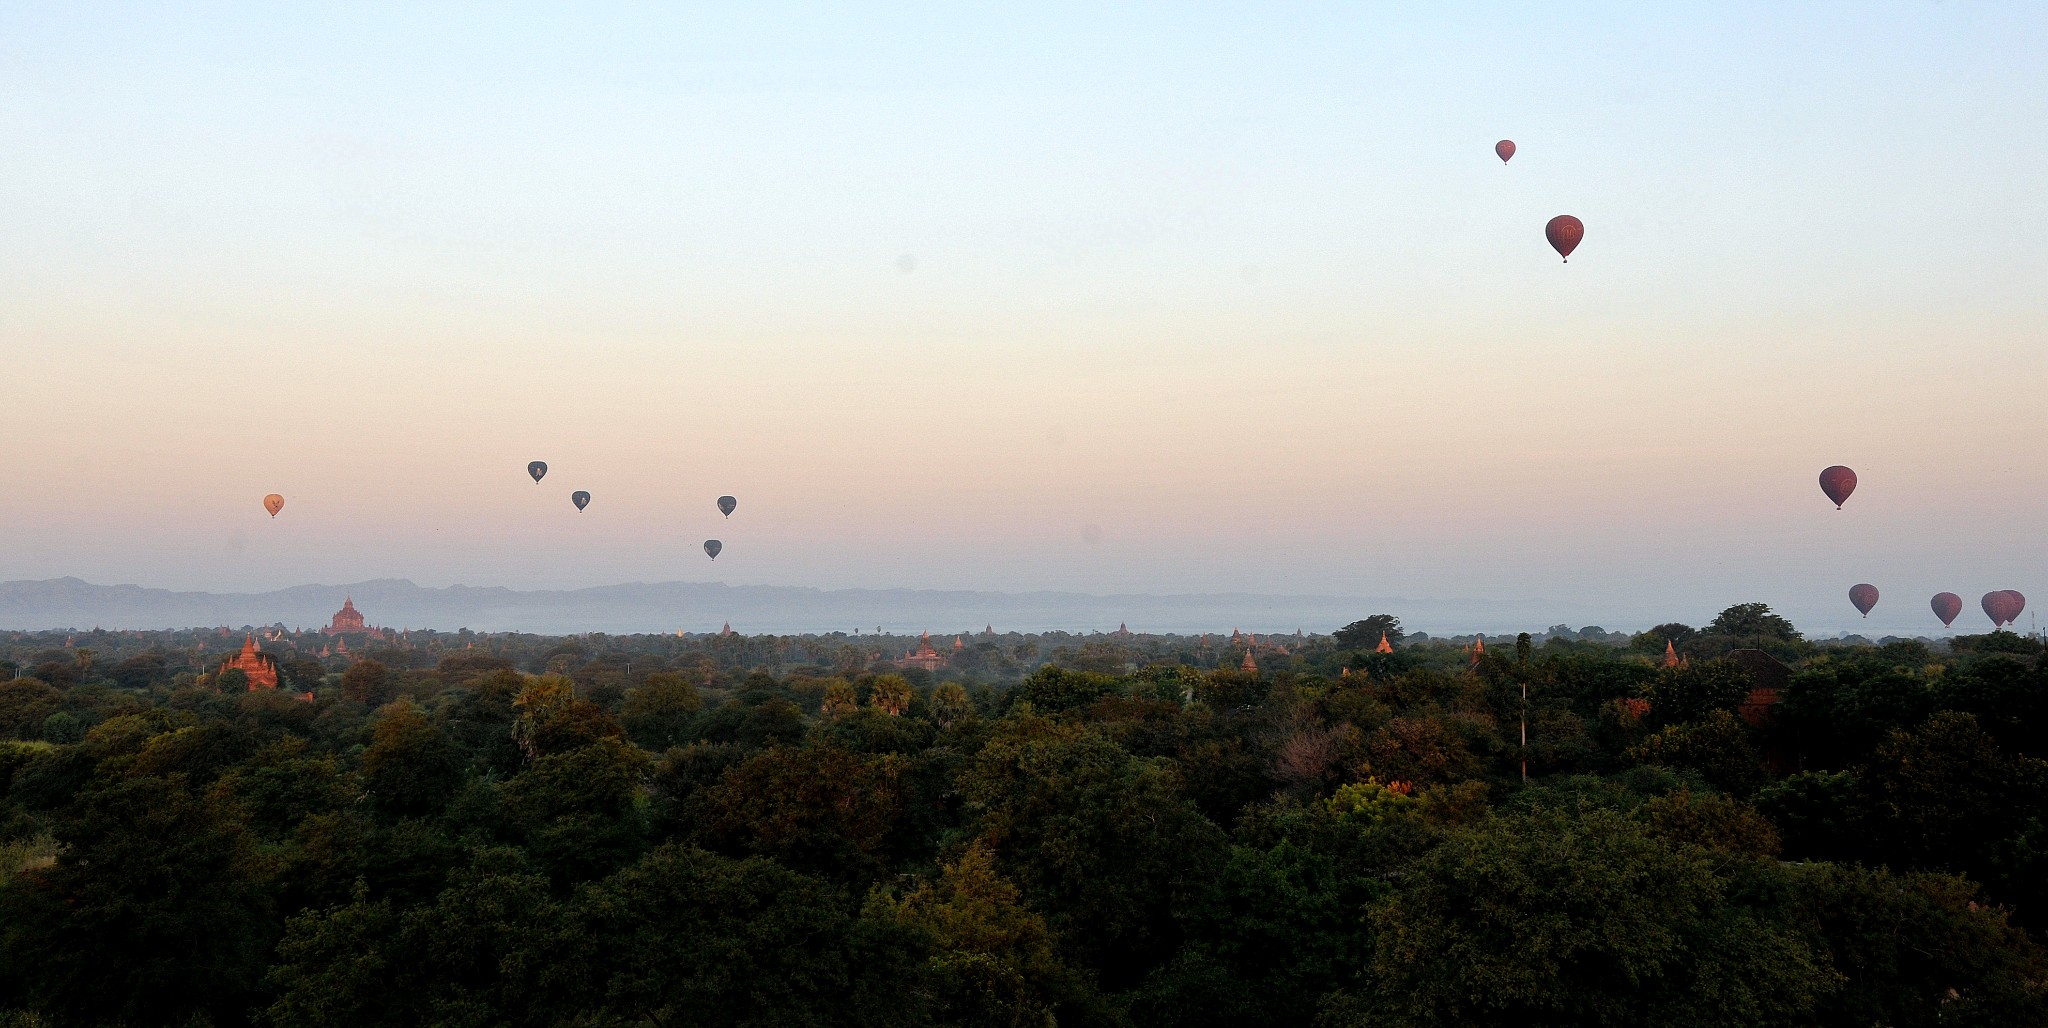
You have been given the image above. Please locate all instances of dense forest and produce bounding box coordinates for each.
[2,606,2046,1027]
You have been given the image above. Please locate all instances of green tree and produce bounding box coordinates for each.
[361,697,466,818]
[340,658,396,706]
[874,840,1090,1026]
[1334,807,1834,1027]
[1707,603,1801,642]
[1626,710,1768,795]
[266,848,562,1027]
[500,737,650,883]
[561,844,927,1028]
[701,744,907,882]
[511,674,622,760]
[620,671,703,750]
[1335,615,1403,650]
[0,777,274,1027]
[1644,658,1755,727]
[960,716,1227,987]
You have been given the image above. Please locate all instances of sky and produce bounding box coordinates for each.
[2,2,2044,636]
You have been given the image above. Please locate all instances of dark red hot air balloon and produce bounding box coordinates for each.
[1495,140,1515,163]
[1849,584,1879,618]
[1982,590,2025,628]
[1818,466,1856,509]
[1545,215,1583,262]
[1930,592,1962,627]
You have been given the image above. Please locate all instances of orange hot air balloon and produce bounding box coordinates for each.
[1818,466,1857,509]
[1930,592,1962,627]
[1545,215,1582,262]
[1849,584,1878,618]
[1495,139,1515,163]
[263,494,285,518]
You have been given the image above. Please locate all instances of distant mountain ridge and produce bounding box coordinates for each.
[0,577,1535,636]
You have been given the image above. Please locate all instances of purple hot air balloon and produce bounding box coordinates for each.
[1545,215,1583,262]
[1849,584,1879,618]
[1930,592,1962,628]
[1818,466,1857,509]
[1495,139,1515,163]
[1983,590,2026,628]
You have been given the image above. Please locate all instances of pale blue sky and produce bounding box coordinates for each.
[1,3,2043,634]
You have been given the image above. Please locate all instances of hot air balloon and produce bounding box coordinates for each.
[1545,215,1583,262]
[528,461,547,484]
[1984,590,2026,628]
[263,494,285,518]
[571,491,590,512]
[1849,584,1879,618]
[1818,466,1857,509]
[1931,592,1962,627]
[703,539,722,559]
[717,495,736,518]
[1495,139,1515,163]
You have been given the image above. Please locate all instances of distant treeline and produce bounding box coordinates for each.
[2,604,2046,1026]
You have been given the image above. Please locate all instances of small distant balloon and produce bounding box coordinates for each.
[896,254,917,273]
[1983,590,2026,628]
[571,491,590,512]
[1930,592,1962,628]
[263,494,285,518]
[528,461,547,484]
[1818,466,1857,509]
[1495,139,1515,163]
[1849,584,1879,618]
[703,539,722,559]
[717,495,736,518]
[1545,215,1583,262]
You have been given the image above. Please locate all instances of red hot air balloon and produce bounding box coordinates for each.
[1849,584,1879,618]
[1931,592,1962,627]
[263,494,285,518]
[1982,590,2026,628]
[1545,215,1583,262]
[1818,466,1857,509]
[1495,140,1515,163]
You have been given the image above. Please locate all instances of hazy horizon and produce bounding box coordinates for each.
[4,4,2043,635]
[0,574,2025,640]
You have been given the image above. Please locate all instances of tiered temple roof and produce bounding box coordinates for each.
[220,635,279,690]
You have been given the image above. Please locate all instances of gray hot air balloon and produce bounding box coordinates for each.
[703,539,722,559]
[571,491,590,512]
[717,495,737,518]
[528,461,547,484]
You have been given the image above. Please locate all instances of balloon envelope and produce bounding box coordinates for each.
[1545,215,1583,261]
[703,539,722,559]
[263,494,284,518]
[1931,592,1962,627]
[1983,590,2025,628]
[1495,139,1515,163]
[528,461,547,483]
[1849,584,1879,617]
[571,491,590,511]
[717,495,736,518]
[1818,466,1857,509]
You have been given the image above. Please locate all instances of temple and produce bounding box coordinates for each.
[321,597,384,639]
[219,635,279,690]
[897,631,948,672]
